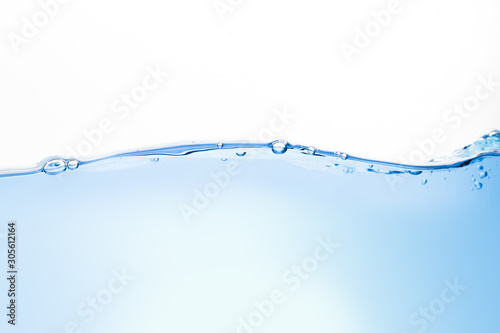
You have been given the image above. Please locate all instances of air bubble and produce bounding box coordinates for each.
[43,159,67,175]
[336,152,348,160]
[221,158,227,162]
[150,157,159,163]
[306,146,316,155]
[421,179,428,185]
[478,165,484,170]
[480,171,488,178]
[236,152,246,157]
[67,160,80,170]
[271,140,288,154]
[474,181,483,190]
[343,166,355,174]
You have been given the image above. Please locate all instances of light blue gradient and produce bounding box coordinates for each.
[0,134,499,332]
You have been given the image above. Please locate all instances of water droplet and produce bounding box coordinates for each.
[474,181,483,190]
[480,171,488,178]
[43,159,67,175]
[217,142,223,149]
[150,157,159,163]
[236,152,246,157]
[421,179,428,185]
[271,140,288,154]
[221,158,227,162]
[67,160,79,170]
[306,146,316,155]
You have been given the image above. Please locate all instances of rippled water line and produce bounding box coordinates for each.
[1,131,499,178]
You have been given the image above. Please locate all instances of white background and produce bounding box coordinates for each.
[0,0,499,171]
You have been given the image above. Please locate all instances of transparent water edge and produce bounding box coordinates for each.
[1,130,500,178]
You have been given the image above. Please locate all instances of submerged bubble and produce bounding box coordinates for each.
[150,157,159,163]
[43,159,67,175]
[270,140,288,154]
[221,158,227,162]
[343,166,355,174]
[236,152,246,157]
[478,165,484,170]
[475,181,483,190]
[67,160,80,170]
[421,179,428,185]
[480,171,488,179]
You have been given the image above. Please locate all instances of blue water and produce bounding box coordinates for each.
[1,132,499,332]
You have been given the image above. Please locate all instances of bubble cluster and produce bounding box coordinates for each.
[343,166,355,174]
